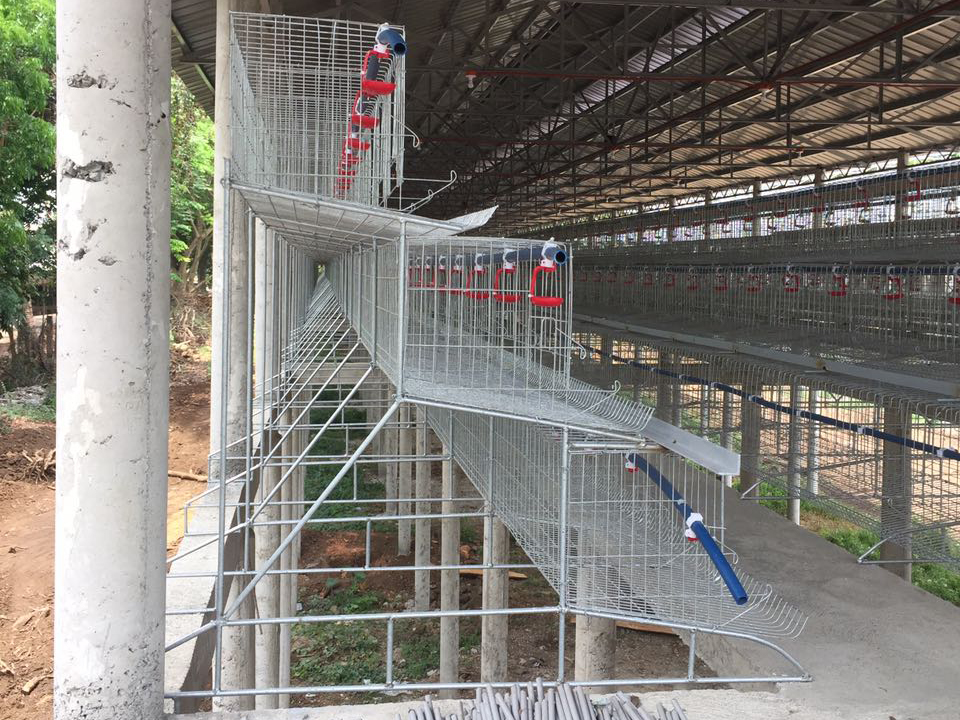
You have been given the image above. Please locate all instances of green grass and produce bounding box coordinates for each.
[740,479,960,607]
[293,575,388,687]
[293,575,482,689]
[0,389,55,428]
[460,522,479,546]
[300,389,389,531]
[913,564,960,605]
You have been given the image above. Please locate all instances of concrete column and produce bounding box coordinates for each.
[700,189,712,253]
[895,150,909,222]
[253,455,280,707]
[881,401,913,580]
[740,383,762,501]
[54,1,170,716]
[439,447,460,697]
[218,578,257,710]
[277,409,294,709]
[812,167,825,230]
[751,180,762,237]
[699,383,710,435]
[786,382,802,525]
[655,351,672,422]
[807,389,820,495]
[398,404,413,554]
[668,198,677,242]
[600,334,614,384]
[574,614,617,691]
[210,0,257,467]
[481,507,510,682]
[415,407,432,610]
[378,383,389,494]
[253,221,280,709]
[385,385,399,515]
[670,354,682,428]
[720,389,734,451]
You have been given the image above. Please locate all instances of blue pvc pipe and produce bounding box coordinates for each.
[580,343,960,463]
[626,453,749,606]
[376,27,407,56]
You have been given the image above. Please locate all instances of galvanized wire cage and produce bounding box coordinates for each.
[547,155,960,265]
[230,13,406,205]
[165,13,812,707]
[572,325,960,568]
[427,405,805,637]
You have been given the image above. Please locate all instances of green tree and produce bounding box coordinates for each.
[169,75,215,341]
[0,0,56,377]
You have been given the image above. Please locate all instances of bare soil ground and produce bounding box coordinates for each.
[292,475,719,708]
[0,360,212,720]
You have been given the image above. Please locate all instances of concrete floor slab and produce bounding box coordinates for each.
[697,485,960,720]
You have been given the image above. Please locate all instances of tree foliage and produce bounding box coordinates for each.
[0,0,55,336]
[170,75,215,340]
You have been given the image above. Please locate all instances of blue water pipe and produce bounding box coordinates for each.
[376,26,407,56]
[625,453,748,605]
[579,343,960,463]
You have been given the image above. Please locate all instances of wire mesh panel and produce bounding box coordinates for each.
[230,13,406,205]
[329,238,654,438]
[576,263,960,356]
[571,325,960,567]
[426,405,805,637]
[546,156,960,264]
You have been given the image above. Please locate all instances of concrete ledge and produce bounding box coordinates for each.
[706,484,960,719]
[165,475,260,714]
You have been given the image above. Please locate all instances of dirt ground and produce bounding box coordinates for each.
[293,469,718,708]
[0,364,718,718]
[0,362,212,720]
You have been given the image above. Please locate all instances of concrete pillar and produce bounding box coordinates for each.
[210,0,257,466]
[700,189,712,253]
[218,578,257,709]
[655,350,672,422]
[740,383,762,501]
[699,382,710,435]
[211,0,259,701]
[813,167,824,231]
[415,407,432,610]
[807,389,820,495]
[720,389,734,451]
[253,221,280,709]
[895,150,909,222]
[574,614,617,692]
[600,334,614,383]
[668,198,677,242]
[54,1,170,715]
[786,381,802,525]
[881,401,913,580]
[439,447,460,698]
[253,457,280,707]
[670,354,682,428]
[398,404,413,554]
[751,180,762,237]
[385,385,399,515]
[481,507,510,682]
[277,409,293,709]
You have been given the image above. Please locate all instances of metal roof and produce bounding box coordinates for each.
[172,0,960,234]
